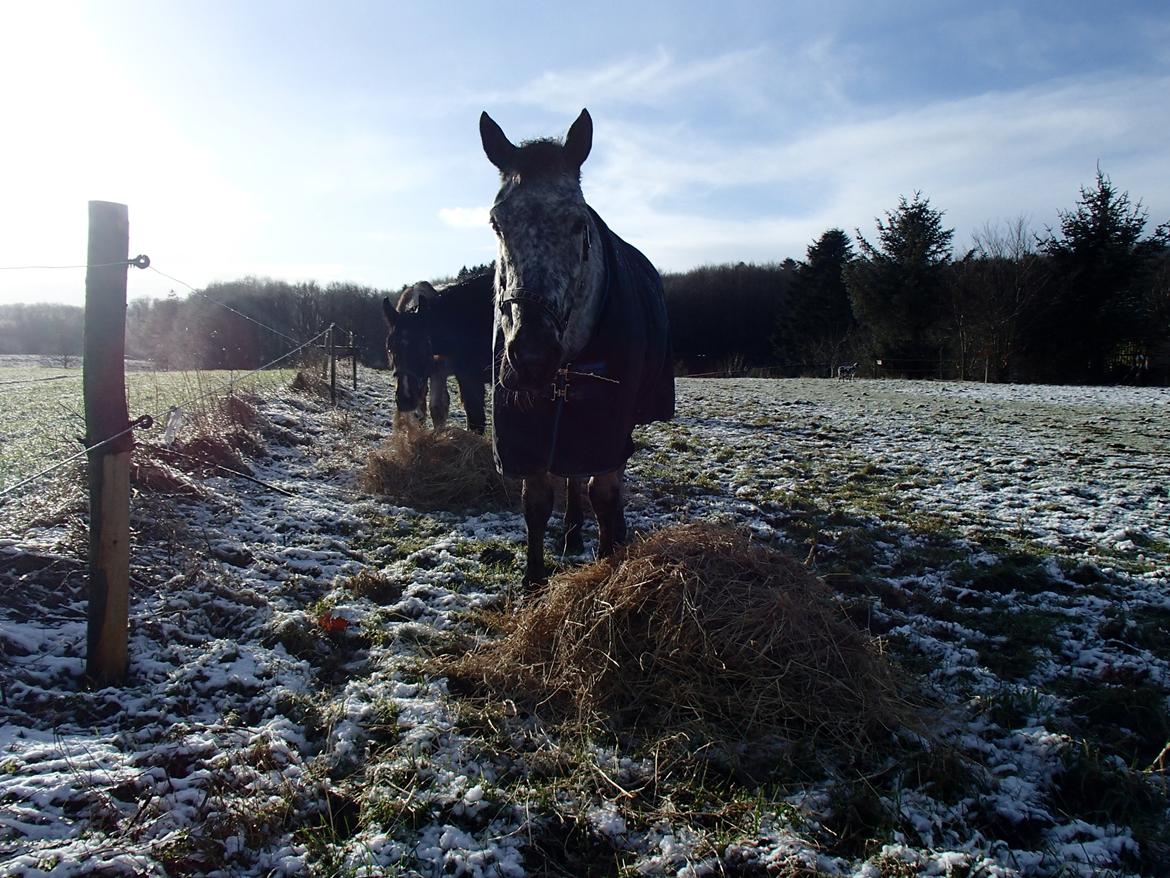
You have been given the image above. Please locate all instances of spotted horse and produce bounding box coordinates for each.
[480,108,675,585]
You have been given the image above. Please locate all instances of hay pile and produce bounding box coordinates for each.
[363,415,514,511]
[451,524,909,749]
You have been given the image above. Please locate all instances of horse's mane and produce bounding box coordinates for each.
[396,287,421,312]
[397,281,436,313]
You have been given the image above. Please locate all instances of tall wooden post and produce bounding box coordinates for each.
[84,201,132,686]
[350,330,358,390]
[328,323,337,404]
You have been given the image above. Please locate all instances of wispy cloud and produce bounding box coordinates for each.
[576,71,1170,267]
[499,46,766,112]
[425,57,1170,275]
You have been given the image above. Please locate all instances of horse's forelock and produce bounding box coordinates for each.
[505,138,583,184]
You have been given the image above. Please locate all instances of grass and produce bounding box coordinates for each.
[8,373,1168,876]
[0,364,297,491]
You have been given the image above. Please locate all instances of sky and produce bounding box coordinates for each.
[1,0,1168,307]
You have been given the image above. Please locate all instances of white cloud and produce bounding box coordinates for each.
[574,72,1170,267]
[502,46,767,113]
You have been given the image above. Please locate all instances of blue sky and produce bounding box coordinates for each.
[2,0,1168,306]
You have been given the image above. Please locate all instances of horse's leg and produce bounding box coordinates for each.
[563,477,585,555]
[456,374,487,434]
[588,469,626,558]
[429,372,451,429]
[522,471,554,586]
[417,377,429,424]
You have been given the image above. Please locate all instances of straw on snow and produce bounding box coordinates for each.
[452,524,912,750]
[363,414,514,511]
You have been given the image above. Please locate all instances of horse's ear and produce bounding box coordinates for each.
[564,108,592,170]
[382,296,397,328]
[480,112,517,173]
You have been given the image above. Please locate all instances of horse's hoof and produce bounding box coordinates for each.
[520,573,547,592]
[522,561,548,589]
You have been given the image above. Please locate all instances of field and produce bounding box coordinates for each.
[1,368,1168,877]
[0,358,299,490]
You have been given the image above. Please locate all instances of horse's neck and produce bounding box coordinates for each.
[430,279,492,363]
[560,213,608,362]
[427,293,461,357]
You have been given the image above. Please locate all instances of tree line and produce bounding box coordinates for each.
[2,169,1165,385]
[672,169,1169,384]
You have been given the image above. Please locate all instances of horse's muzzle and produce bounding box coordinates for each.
[502,338,561,390]
[395,374,424,412]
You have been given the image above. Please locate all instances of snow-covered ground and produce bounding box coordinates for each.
[1,371,1167,877]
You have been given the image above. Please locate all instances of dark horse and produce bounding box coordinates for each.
[480,108,675,584]
[381,271,494,433]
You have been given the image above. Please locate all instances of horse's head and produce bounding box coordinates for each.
[480,108,605,391]
[383,282,435,415]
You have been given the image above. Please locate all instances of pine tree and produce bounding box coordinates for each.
[777,229,856,376]
[846,194,953,375]
[1032,169,1154,382]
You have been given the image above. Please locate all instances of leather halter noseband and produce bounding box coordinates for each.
[496,288,568,336]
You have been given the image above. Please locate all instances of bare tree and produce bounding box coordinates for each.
[950,218,1048,382]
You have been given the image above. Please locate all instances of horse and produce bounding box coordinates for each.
[836,362,858,380]
[382,271,591,553]
[480,108,675,585]
[381,270,494,433]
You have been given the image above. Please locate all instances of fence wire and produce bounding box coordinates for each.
[147,266,305,347]
[0,328,330,502]
[0,374,80,388]
[0,260,141,271]
[0,255,350,504]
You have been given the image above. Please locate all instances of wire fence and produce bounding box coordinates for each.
[0,328,330,502]
[0,257,338,502]
[0,374,81,388]
[147,266,306,347]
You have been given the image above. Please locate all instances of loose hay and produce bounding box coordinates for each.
[449,524,912,752]
[362,415,515,511]
[290,370,331,396]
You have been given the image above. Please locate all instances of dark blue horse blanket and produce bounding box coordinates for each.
[492,209,675,477]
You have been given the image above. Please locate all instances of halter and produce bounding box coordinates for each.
[496,288,568,336]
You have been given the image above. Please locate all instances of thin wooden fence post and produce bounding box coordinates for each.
[350,330,357,390]
[328,323,337,404]
[84,201,132,686]
[321,326,330,379]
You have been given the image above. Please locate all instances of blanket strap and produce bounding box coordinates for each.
[549,365,620,401]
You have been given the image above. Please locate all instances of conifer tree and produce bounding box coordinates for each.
[846,194,953,374]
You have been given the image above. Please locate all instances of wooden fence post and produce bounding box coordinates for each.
[84,201,132,686]
[321,326,330,379]
[350,330,357,390]
[328,323,337,404]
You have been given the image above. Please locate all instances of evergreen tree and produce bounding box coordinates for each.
[776,229,856,376]
[1031,169,1156,382]
[846,193,953,375]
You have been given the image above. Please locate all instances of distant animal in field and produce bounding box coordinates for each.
[381,271,494,433]
[837,362,858,380]
[480,108,675,584]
